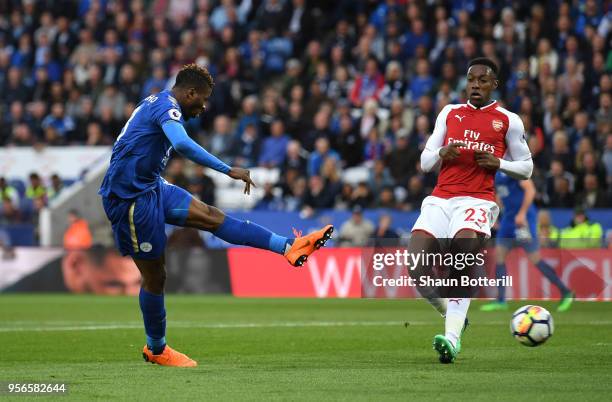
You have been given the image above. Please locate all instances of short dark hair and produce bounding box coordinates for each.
[174,63,214,91]
[468,57,498,76]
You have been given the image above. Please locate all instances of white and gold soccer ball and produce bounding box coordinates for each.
[510,305,554,347]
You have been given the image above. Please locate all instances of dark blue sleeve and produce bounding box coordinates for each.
[162,121,231,174]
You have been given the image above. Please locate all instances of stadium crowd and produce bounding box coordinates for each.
[0,0,611,224]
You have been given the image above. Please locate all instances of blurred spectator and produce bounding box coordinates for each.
[191,167,216,206]
[41,102,75,143]
[48,173,64,200]
[232,123,260,168]
[373,214,400,244]
[0,177,20,206]
[403,176,427,211]
[368,160,394,195]
[385,129,418,186]
[281,140,307,176]
[258,119,290,168]
[559,208,603,249]
[409,59,434,102]
[301,175,334,216]
[363,128,386,163]
[350,56,384,108]
[164,158,189,189]
[537,210,560,248]
[337,114,364,168]
[338,206,374,247]
[284,176,306,212]
[576,174,609,209]
[543,159,574,206]
[308,137,339,177]
[320,157,342,200]
[548,177,575,208]
[63,209,92,250]
[376,187,398,209]
[25,173,46,203]
[358,98,380,140]
[254,183,284,211]
[207,115,234,163]
[351,182,374,209]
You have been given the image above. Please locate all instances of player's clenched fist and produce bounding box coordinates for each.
[474,150,500,170]
[228,167,257,195]
[438,142,466,161]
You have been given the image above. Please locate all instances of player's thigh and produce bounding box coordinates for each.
[160,180,225,231]
[411,196,452,239]
[449,196,499,238]
[496,216,517,253]
[103,191,166,259]
[160,180,193,226]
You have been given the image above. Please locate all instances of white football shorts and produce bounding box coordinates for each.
[411,196,500,238]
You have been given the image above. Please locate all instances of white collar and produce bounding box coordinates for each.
[467,100,497,110]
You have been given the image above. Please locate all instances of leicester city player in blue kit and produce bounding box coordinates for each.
[480,172,574,312]
[99,64,333,367]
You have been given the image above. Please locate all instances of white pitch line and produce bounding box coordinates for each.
[0,320,610,333]
[0,321,406,333]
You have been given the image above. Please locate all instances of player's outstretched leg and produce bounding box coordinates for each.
[183,198,333,267]
[134,257,197,368]
[527,251,574,312]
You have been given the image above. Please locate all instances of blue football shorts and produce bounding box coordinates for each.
[102,179,192,259]
[496,211,539,253]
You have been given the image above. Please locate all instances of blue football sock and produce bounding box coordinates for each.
[213,215,290,255]
[139,288,166,355]
[495,263,507,302]
[535,260,570,295]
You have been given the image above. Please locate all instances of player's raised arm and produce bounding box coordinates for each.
[162,121,256,194]
[498,113,533,180]
[162,120,231,174]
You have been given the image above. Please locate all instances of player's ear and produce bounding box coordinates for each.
[493,79,499,90]
[61,250,87,293]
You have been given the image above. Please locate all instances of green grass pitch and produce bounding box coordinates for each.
[0,295,611,401]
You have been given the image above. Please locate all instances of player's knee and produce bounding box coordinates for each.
[527,251,540,264]
[187,200,225,231]
[451,229,484,255]
[141,268,166,294]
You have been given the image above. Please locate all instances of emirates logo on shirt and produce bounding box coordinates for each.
[448,130,497,153]
[492,119,504,132]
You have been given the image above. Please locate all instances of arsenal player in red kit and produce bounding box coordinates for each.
[409,58,533,363]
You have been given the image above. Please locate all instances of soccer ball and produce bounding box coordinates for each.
[510,305,554,347]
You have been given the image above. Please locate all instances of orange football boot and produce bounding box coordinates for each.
[142,345,197,367]
[285,224,334,267]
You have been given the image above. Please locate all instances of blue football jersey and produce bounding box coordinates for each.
[495,171,536,217]
[99,90,185,199]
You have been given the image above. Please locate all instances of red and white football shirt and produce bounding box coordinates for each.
[422,101,531,202]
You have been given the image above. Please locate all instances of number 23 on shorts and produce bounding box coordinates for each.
[464,207,488,224]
